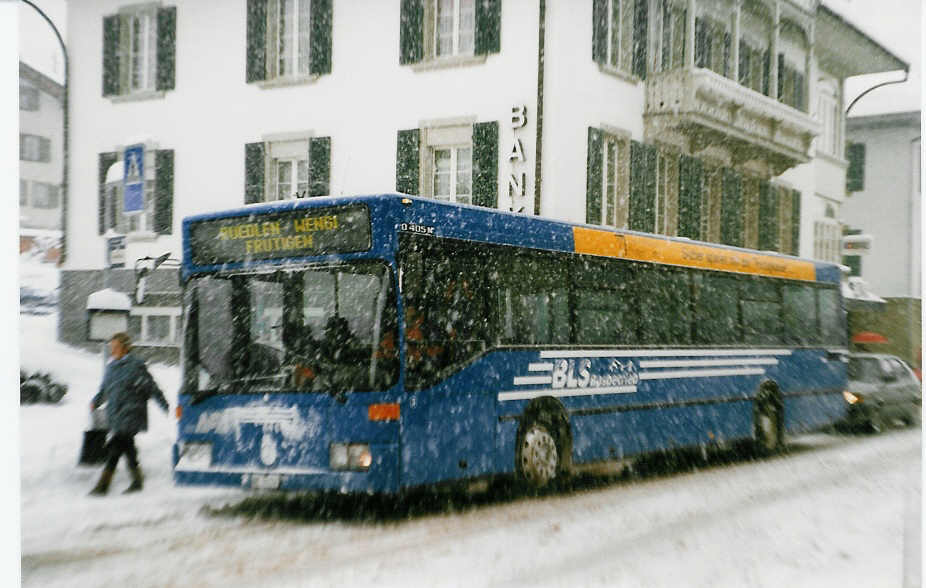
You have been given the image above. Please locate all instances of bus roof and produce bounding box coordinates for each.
[182,193,841,284]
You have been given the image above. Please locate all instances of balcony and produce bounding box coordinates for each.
[644,67,821,174]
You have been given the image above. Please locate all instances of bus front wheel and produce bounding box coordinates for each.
[516,417,561,489]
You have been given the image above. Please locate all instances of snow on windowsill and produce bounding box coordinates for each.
[255,75,320,90]
[411,54,487,72]
[109,90,167,104]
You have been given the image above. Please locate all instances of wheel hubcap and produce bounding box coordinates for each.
[520,425,558,486]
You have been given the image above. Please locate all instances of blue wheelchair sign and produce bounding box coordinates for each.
[123,144,145,214]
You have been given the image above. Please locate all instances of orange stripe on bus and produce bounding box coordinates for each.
[573,227,816,281]
[368,403,400,422]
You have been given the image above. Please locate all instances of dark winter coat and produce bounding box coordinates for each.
[92,353,168,435]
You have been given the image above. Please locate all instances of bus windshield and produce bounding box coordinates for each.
[184,261,398,395]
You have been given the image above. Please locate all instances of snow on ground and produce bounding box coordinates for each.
[15,255,924,587]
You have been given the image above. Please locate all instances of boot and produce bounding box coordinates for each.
[123,466,144,494]
[89,467,115,496]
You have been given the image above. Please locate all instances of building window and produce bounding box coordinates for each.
[30,183,60,209]
[777,55,805,112]
[20,134,50,162]
[814,218,841,263]
[400,0,499,66]
[695,16,730,78]
[20,85,39,111]
[737,40,767,94]
[817,81,841,157]
[244,137,330,203]
[130,309,181,345]
[601,134,630,227]
[592,0,646,78]
[396,121,498,208]
[654,0,686,73]
[103,6,176,97]
[432,146,472,204]
[247,0,332,83]
[98,149,174,236]
[434,0,475,58]
[20,180,28,206]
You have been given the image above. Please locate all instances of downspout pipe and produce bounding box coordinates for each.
[533,0,546,216]
[22,0,69,264]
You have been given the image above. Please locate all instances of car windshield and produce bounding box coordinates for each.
[848,357,883,383]
[183,261,398,394]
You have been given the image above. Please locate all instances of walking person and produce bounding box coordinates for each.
[89,332,169,496]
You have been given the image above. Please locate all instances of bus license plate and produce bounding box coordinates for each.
[252,474,281,490]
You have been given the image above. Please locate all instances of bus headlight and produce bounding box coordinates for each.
[330,443,371,471]
[177,442,213,469]
[843,391,862,405]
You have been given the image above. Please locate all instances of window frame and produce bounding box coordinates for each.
[600,131,631,228]
[267,0,313,80]
[20,85,40,111]
[432,0,476,59]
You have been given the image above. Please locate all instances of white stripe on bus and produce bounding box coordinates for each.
[638,367,766,380]
[527,362,555,372]
[639,358,779,368]
[498,386,638,402]
[513,375,554,386]
[539,349,793,359]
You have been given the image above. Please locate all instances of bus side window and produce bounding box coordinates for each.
[782,284,817,345]
[693,273,741,344]
[571,256,637,345]
[817,287,843,345]
[496,250,569,346]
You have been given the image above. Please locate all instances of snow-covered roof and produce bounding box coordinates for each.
[86,288,132,311]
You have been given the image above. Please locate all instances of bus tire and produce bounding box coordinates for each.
[754,389,783,456]
[515,407,571,489]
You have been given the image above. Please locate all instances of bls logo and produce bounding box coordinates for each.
[551,358,639,390]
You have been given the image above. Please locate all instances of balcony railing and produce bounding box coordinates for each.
[644,67,821,172]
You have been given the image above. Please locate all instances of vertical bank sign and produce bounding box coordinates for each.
[123,144,145,214]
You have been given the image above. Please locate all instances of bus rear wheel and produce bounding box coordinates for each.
[516,420,560,488]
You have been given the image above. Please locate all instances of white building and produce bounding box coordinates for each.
[20,61,64,233]
[842,111,921,299]
[60,0,908,357]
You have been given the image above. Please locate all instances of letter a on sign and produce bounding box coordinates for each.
[123,144,145,214]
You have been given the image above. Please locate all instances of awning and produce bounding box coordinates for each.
[851,331,889,344]
[816,4,909,77]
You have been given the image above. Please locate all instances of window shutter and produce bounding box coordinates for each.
[156,7,176,91]
[629,141,656,232]
[98,152,118,235]
[757,180,778,251]
[396,129,420,195]
[245,142,265,204]
[777,53,785,101]
[475,0,501,56]
[846,143,865,192]
[586,128,603,224]
[694,17,706,68]
[632,0,648,79]
[762,49,770,96]
[103,15,121,96]
[309,136,330,197]
[473,121,499,209]
[720,168,743,247]
[310,0,332,75]
[592,0,607,64]
[399,0,424,65]
[39,137,51,163]
[791,189,801,256]
[154,150,174,235]
[722,32,731,78]
[246,0,268,83]
[677,154,702,239]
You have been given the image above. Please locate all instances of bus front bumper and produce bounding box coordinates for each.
[171,442,401,494]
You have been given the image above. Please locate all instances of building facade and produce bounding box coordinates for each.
[60,0,907,359]
[841,111,921,368]
[20,61,64,233]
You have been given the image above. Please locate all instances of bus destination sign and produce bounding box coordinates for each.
[189,204,371,266]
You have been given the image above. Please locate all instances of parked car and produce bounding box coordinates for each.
[19,286,57,315]
[842,353,922,432]
[20,370,67,404]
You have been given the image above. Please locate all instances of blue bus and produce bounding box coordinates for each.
[173,194,847,493]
